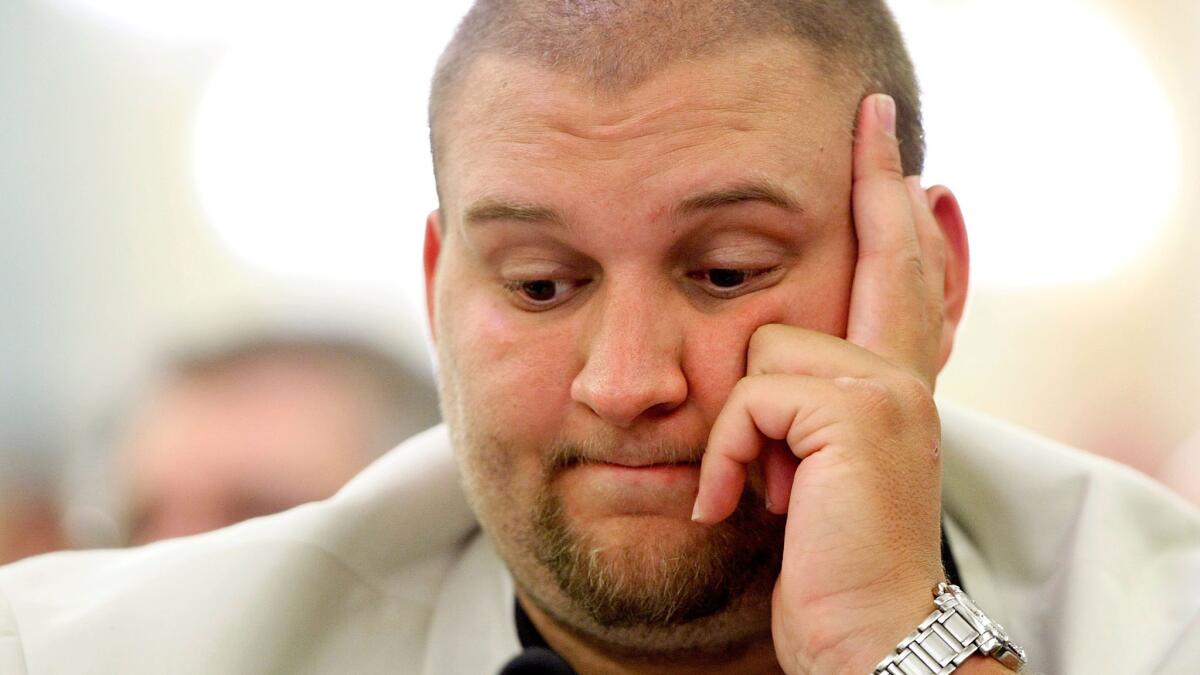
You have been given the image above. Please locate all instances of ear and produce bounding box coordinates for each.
[926,185,969,374]
[423,209,443,344]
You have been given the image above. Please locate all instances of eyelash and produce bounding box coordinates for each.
[502,266,780,310]
[502,279,589,310]
[687,267,779,298]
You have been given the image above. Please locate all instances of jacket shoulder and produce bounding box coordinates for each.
[939,402,1200,674]
[0,585,26,675]
[0,425,478,675]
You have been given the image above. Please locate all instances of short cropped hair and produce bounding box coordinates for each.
[429,0,924,200]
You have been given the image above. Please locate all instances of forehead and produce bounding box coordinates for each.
[439,40,859,218]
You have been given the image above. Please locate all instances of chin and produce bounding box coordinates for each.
[581,511,712,560]
[531,488,785,629]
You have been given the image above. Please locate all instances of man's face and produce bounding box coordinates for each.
[120,358,372,545]
[428,41,860,645]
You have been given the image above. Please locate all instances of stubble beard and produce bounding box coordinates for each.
[456,425,787,656]
[532,484,784,631]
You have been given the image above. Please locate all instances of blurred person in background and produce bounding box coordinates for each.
[1159,429,1200,508]
[0,471,64,565]
[93,335,440,546]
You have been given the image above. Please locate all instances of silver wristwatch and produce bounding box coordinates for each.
[872,583,1026,674]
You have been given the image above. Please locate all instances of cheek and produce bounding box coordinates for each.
[437,283,579,443]
[778,228,858,337]
[436,286,580,529]
[681,320,753,424]
[790,241,857,338]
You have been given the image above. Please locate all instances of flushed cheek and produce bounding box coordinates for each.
[442,291,579,439]
[682,319,756,421]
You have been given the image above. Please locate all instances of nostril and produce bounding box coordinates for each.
[645,399,683,419]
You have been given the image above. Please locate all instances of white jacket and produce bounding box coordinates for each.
[1,404,1198,674]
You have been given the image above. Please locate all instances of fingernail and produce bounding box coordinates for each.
[691,501,705,523]
[876,94,896,136]
[764,493,774,512]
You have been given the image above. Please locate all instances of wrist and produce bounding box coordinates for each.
[797,583,937,675]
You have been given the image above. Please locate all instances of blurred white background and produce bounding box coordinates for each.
[2,0,1198,551]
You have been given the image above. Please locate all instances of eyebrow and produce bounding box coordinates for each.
[675,180,805,217]
[462,179,803,229]
[463,200,564,228]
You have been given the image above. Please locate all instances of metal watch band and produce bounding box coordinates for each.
[872,584,1025,675]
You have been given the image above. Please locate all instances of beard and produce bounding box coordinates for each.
[513,436,786,633]
[449,408,787,653]
[531,480,785,628]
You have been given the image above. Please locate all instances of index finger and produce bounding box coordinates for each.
[846,94,934,376]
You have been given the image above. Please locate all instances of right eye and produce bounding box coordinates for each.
[502,278,588,310]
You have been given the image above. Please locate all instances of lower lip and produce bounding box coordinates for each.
[557,463,701,517]
[579,462,700,485]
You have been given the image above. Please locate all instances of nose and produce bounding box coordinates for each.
[570,280,688,427]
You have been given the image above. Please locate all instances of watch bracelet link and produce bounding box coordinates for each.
[872,584,1022,675]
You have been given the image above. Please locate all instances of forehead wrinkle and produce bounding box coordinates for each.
[451,43,815,148]
[442,42,857,224]
[540,97,772,147]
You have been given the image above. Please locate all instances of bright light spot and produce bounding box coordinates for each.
[193,3,473,318]
[192,0,1180,301]
[893,0,1181,287]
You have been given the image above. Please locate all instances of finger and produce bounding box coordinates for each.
[693,374,846,523]
[763,440,798,515]
[905,177,948,381]
[906,177,945,307]
[747,323,891,380]
[847,94,930,372]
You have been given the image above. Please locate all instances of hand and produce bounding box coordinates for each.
[691,94,954,675]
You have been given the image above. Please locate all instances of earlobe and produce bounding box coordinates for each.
[424,210,443,343]
[926,186,969,373]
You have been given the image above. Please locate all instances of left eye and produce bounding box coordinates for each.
[518,280,559,302]
[704,269,749,288]
[688,267,776,296]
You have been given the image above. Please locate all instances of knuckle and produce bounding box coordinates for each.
[864,143,905,180]
[899,250,930,288]
[834,376,891,408]
[838,374,934,421]
[878,160,905,182]
[747,324,785,372]
[894,373,935,406]
[729,373,760,402]
[750,322,786,346]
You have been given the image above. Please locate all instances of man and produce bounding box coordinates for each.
[2,2,1198,674]
[106,336,440,545]
[1159,429,1200,508]
[0,486,63,566]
